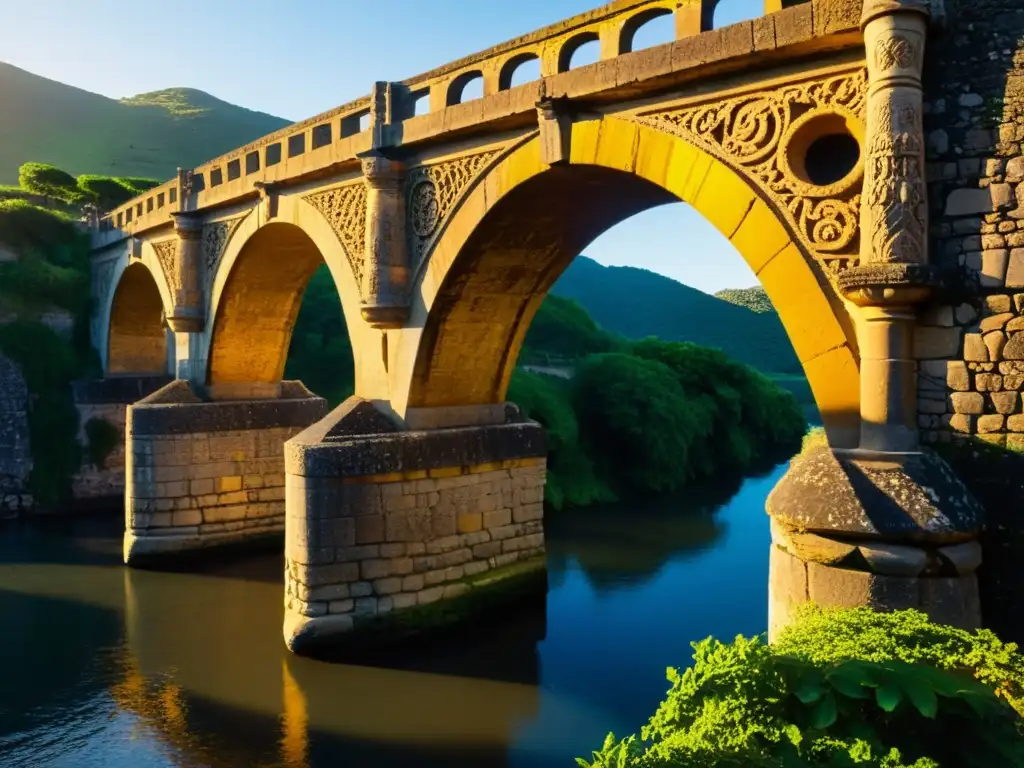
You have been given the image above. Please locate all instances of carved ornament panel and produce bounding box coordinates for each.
[203,213,249,285]
[632,67,868,276]
[152,240,178,290]
[406,149,501,267]
[303,182,367,287]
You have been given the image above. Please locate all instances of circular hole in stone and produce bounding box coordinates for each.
[785,112,862,190]
[804,133,861,187]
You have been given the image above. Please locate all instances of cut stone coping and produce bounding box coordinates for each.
[128,380,327,437]
[767,445,983,544]
[286,401,547,478]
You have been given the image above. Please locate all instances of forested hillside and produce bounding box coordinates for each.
[0,63,289,184]
[551,257,801,374]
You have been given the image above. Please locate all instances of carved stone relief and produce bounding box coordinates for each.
[406,149,500,267]
[152,240,178,290]
[632,68,868,276]
[202,213,249,284]
[303,182,367,287]
[866,99,925,265]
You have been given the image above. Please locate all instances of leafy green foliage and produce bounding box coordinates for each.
[75,175,137,210]
[284,265,354,407]
[578,608,1024,768]
[507,370,615,509]
[0,199,83,254]
[84,417,120,470]
[17,162,88,205]
[715,286,774,314]
[775,605,1024,716]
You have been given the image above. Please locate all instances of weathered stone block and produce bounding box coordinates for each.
[951,392,985,414]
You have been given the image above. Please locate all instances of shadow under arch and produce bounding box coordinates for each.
[205,221,351,394]
[107,261,169,375]
[399,117,861,447]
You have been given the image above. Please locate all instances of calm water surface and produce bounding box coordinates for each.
[0,464,783,768]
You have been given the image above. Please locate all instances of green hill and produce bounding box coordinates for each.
[0,62,290,184]
[715,286,774,313]
[551,257,801,374]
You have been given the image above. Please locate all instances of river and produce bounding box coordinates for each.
[0,462,785,768]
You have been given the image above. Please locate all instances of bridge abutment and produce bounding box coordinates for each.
[124,380,326,565]
[281,398,546,655]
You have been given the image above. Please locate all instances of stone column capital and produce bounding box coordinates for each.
[359,151,405,190]
[171,212,204,239]
[861,0,931,29]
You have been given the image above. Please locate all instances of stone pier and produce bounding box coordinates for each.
[765,0,984,638]
[125,380,327,565]
[282,398,547,654]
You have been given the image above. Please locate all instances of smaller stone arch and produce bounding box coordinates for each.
[619,7,674,54]
[108,262,170,375]
[446,71,485,106]
[498,52,541,91]
[204,193,380,400]
[558,32,601,72]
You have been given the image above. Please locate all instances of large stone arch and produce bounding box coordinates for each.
[95,247,174,376]
[393,116,862,448]
[204,193,381,398]
[107,262,170,376]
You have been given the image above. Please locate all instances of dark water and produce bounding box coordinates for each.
[0,463,784,768]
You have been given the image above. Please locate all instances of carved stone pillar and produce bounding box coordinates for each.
[765,0,985,639]
[840,0,933,454]
[166,213,205,334]
[359,151,410,329]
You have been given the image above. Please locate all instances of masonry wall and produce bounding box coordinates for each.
[72,376,170,505]
[125,382,327,562]
[285,458,546,623]
[916,0,1024,638]
[918,0,1024,445]
[0,354,31,514]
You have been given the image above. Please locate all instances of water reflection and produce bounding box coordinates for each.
[0,463,784,768]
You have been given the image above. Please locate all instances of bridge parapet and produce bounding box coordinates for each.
[90,0,861,248]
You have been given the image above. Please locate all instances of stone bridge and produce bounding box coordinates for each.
[85,0,1019,653]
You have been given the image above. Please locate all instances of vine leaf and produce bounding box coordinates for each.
[876,684,902,712]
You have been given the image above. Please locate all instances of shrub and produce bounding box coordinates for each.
[579,607,1024,768]
[17,162,90,205]
[76,175,138,211]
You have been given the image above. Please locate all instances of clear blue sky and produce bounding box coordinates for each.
[0,0,766,293]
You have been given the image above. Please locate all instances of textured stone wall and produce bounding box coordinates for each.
[125,381,327,563]
[72,376,170,504]
[917,0,1024,446]
[282,404,548,653]
[284,459,546,625]
[0,354,31,514]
